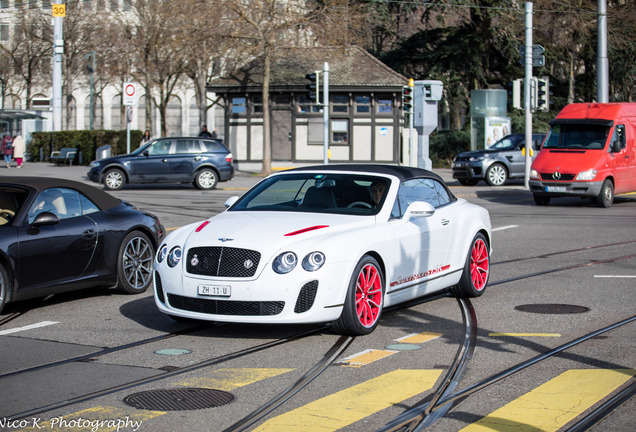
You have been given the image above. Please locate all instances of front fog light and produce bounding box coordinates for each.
[168,246,182,267]
[302,251,325,271]
[273,252,297,274]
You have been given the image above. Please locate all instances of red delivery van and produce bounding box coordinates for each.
[529,103,636,207]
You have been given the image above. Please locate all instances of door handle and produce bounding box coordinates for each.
[82,229,97,240]
[441,219,450,226]
[162,159,168,163]
[194,156,202,161]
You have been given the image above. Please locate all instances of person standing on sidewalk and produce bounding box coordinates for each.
[12,133,26,168]
[1,134,13,168]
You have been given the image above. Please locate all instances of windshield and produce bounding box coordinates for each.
[543,123,610,150]
[489,135,522,151]
[229,173,389,215]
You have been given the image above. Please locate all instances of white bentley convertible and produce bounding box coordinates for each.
[154,165,492,335]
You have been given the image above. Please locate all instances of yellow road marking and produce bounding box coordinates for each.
[460,368,636,432]
[396,332,442,344]
[17,406,164,432]
[173,367,294,390]
[253,369,442,432]
[338,349,398,367]
[489,333,561,337]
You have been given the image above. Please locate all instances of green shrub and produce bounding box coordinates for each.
[430,129,470,168]
[28,130,143,165]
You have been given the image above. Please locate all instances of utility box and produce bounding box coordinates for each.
[96,145,111,160]
[412,80,443,170]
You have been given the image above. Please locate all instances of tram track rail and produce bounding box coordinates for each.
[1,238,634,429]
[6,325,334,420]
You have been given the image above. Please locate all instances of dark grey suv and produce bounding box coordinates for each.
[88,137,234,190]
[452,133,545,186]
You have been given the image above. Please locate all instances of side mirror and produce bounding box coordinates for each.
[403,201,435,222]
[224,196,239,209]
[32,211,60,226]
[142,150,149,157]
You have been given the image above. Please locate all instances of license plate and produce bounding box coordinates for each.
[198,284,231,297]
[546,186,567,193]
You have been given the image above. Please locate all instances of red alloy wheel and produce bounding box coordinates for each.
[355,263,383,327]
[470,238,489,291]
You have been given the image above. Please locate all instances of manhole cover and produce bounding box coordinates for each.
[515,304,590,314]
[124,388,235,411]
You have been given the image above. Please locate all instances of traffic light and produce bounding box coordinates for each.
[402,84,413,113]
[536,77,550,112]
[305,72,319,103]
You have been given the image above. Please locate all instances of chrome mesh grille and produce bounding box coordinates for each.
[186,247,261,277]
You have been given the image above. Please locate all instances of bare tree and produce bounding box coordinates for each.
[0,9,51,109]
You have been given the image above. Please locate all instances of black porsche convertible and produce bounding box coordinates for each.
[0,177,165,314]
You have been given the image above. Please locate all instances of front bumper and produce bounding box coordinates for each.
[154,260,351,324]
[452,161,485,180]
[529,179,603,198]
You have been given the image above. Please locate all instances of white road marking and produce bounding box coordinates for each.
[594,275,636,278]
[492,225,519,232]
[0,320,59,335]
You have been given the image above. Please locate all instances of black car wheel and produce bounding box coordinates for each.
[104,168,126,191]
[485,163,508,186]
[117,231,155,294]
[194,168,218,190]
[0,263,9,315]
[332,255,384,335]
[596,179,614,208]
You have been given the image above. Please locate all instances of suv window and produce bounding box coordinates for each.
[175,139,201,154]
[147,140,172,155]
[202,140,223,152]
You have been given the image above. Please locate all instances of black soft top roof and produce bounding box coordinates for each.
[287,164,443,183]
[0,176,121,210]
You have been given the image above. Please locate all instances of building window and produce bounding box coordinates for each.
[231,97,246,114]
[0,23,8,41]
[332,120,348,144]
[377,96,392,114]
[297,94,323,114]
[331,94,349,114]
[0,1,8,9]
[355,95,370,114]
[252,94,263,114]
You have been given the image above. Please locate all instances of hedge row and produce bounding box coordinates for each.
[29,130,143,165]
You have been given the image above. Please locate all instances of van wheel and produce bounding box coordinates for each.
[596,179,614,208]
[485,164,508,186]
[533,194,551,206]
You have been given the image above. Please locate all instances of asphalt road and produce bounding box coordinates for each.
[0,162,634,432]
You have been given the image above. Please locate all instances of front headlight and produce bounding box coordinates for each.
[575,169,597,181]
[273,252,297,274]
[157,244,168,263]
[168,246,182,268]
[530,169,540,180]
[89,161,100,169]
[302,252,325,271]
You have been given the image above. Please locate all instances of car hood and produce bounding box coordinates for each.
[181,211,374,254]
[531,149,605,174]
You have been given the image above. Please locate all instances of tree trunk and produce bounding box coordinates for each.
[261,47,272,176]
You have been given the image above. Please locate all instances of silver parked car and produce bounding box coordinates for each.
[452,133,546,186]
